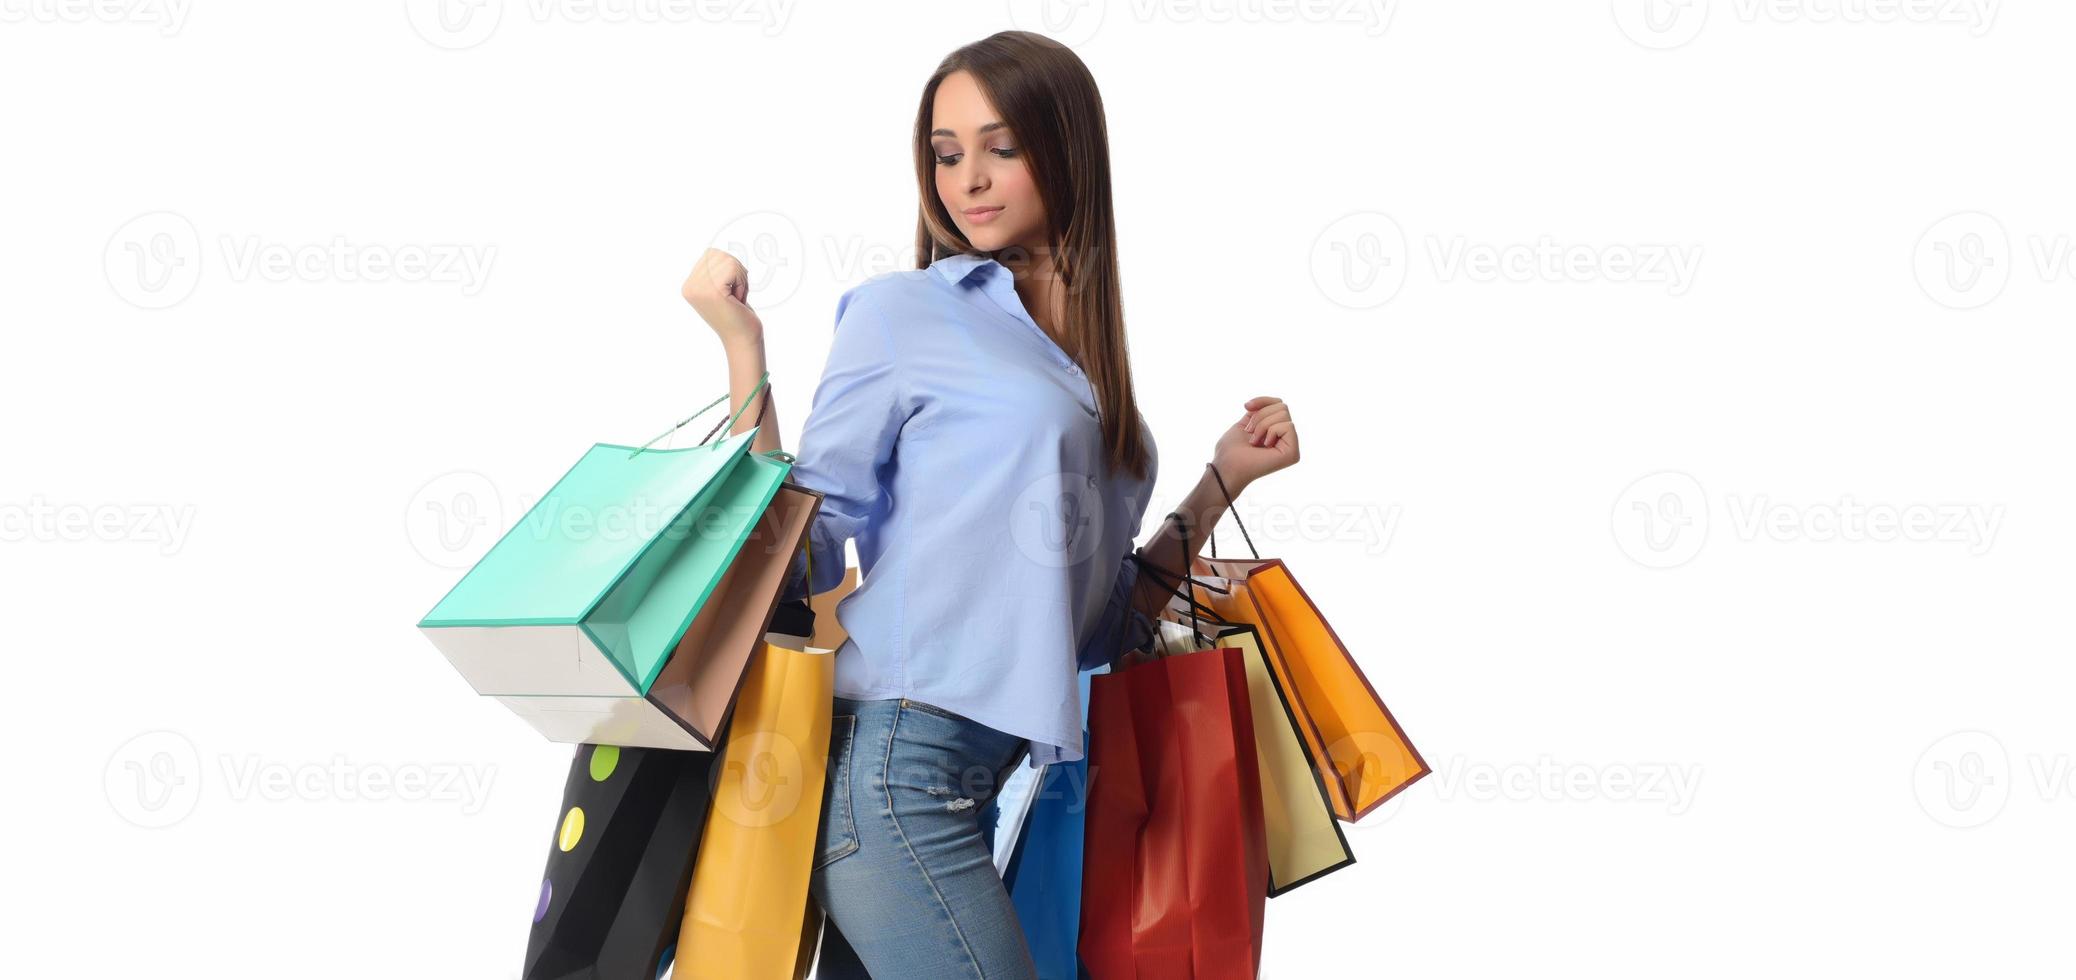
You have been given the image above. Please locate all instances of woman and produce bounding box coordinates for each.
[680,31,1300,979]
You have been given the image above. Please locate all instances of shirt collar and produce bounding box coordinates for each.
[928,250,996,286]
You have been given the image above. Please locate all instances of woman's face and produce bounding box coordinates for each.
[930,70,1045,255]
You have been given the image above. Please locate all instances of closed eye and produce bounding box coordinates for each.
[935,147,1020,166]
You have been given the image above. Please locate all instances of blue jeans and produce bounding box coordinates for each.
[809,695,1038,979]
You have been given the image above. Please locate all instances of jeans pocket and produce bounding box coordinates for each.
[898,697,969,724]
[814,713,860,870]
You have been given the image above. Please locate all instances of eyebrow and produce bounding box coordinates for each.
[930,120,1010,139]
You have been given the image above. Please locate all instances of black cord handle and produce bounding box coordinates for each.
[1204,462,1259,562]
[1128,552,1233,626]
[1171,512,1200,655]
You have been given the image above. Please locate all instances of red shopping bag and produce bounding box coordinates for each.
[1079,639,1269,979]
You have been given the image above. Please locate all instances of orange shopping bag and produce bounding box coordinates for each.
[1188,467,1429,822]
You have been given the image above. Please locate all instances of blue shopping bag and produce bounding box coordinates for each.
[998,665,1099,980]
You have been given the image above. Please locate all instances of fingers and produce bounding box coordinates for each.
[1253,419,1287,452]
[1244,404,1292,446]
[1241,397,1287,432]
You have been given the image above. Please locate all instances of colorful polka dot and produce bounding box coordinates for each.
[557,806,585,852]
[589,744,620,782]
[533,878,552,923]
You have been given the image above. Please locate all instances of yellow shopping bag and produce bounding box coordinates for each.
[671,637,835,979]
[1152,610,1356,895]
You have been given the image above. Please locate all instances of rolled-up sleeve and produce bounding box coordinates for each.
[778,288,910,602]
[1075,550,1159,671]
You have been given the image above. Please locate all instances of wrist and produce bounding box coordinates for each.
[720,332,766,359]
[1206,460,1249,501]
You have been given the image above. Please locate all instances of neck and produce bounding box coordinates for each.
[997,244,1069,346]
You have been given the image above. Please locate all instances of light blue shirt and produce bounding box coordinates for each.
[777,250,1159,768]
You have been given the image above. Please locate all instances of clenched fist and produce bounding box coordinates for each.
[681,248,764,348]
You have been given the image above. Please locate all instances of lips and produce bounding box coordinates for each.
[963,205,1004,225]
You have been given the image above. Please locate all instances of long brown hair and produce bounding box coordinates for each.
[912,31,1151,482]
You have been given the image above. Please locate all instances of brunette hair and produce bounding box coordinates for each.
[912,31,1151,481]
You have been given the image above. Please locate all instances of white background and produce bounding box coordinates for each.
[4,1,2072,977]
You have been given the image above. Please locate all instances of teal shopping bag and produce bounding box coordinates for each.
[419,376,822,749]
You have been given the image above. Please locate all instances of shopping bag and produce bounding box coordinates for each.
[1079,575,1268,980]
[791,893,824,980]
[524,603,820,980]
[1192,467,1429,822]
[1145,607,1355,897]
[420,376,826,749]
[996,665,1100,980]
[806,564,859,652]
[987,759,1044,877]
[670,638,836,979]
[521,742,719,980]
